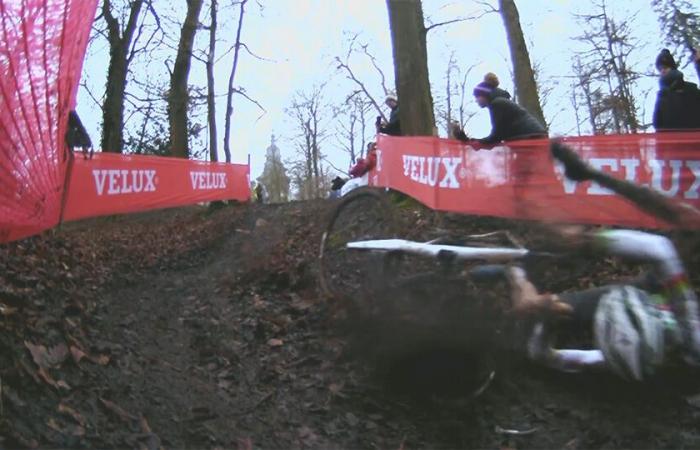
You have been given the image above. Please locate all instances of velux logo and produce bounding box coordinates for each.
[555,158,700,199]
[189,171,227,190]
[92,169,157,195]
[402,155,462,189]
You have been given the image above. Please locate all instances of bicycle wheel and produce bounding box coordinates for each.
[319,187,397,302]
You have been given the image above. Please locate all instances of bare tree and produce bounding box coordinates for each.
[497,0,546,127]
[573,0,641,134]
[287,86,326,199]
[168,0,204,158]
[652,0,700,61]
[334,92,373,165]
[386,0,435,136]
[335,36,390,122]
[436,53,478,136]
[222,0,248,163]
[99,0,161,153]
[206,0,218,162]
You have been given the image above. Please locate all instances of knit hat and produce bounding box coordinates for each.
[385,93,398,103]
[473,82,493,97]
[655,49,677,70]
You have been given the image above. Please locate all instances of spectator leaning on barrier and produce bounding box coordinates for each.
[349,142,378,178]
[653,49,700,131]
[450,73,547,147]
[377,94,401,136]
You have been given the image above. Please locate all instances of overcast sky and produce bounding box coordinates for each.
[77,0,695,179]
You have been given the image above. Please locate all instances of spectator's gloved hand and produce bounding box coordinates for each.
[550,141,593,182]
[449,121,471,143]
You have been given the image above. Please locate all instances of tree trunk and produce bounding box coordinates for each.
[386,0,435,136]
[223,0,248,163]
[101,0,144,153]
[206,0,218,162]
[498,0,546,127]
[169,0,204,159]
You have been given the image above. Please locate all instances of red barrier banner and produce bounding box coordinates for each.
[372,133,700,229]
[0,0,98,243]
[62,153,250,221]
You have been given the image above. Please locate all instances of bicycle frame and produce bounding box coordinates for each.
[347,238,530,262]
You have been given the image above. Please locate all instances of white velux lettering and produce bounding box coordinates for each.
[189,171,228,190]
[92,169,156,195]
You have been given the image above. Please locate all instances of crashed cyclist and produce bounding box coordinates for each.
[484,142,700,382]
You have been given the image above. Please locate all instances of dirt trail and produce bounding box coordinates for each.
[2,200,700,449]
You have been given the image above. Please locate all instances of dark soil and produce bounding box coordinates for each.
[1,199,700,449]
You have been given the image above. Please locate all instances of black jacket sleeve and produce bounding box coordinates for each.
[380,107,401,136]
[478,101,508,145]
[653,92,662,130]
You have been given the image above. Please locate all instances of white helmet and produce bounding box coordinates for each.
[594,286,665,381]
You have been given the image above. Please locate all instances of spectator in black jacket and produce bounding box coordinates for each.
[452,73,547,146]
[653,49,700,131]
[377,94,401,136]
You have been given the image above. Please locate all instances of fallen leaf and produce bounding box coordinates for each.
[237,437,253,450]
[345,412,360,427]
[99,398,136,423]
[328,383,344,396]
[70,346,87,364]
[25,341,68,369]
[290,298,314,311]
[36,368,58,388]
[252,295,266,310]
[298,425,318,442]
[91,354,110,365]
[0,303,18,316]
[267,338,283,347]
[47,416,83,437]
[47,418,62,433]
[58,403,86,426]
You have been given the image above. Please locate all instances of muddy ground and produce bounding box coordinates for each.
[1,199,700,449]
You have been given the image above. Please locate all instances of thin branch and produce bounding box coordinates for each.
[335,57,386,121]
[240,42,274,62]
[233,88,266,113]
[79,80,105,111]
[361,44,389,95]
[321,155,350,176]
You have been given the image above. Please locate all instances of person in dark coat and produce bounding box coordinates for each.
[377,94,401,136]
[451,73,547,146]
[653,49,700,131]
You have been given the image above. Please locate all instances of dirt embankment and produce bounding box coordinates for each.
[1,199,700,449]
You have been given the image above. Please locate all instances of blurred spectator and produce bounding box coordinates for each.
[349,142,377,178]
[473,73,547,145]
[653,49,700,131]
[377,94,401,136]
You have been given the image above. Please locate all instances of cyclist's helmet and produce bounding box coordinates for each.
[594,286,665,381]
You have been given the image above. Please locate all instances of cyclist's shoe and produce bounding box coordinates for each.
[527,322,555,362]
